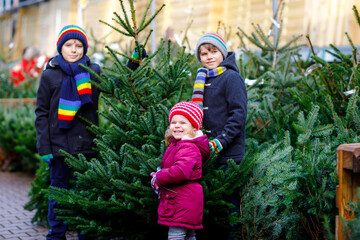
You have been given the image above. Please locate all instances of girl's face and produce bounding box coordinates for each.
[61,39,84,63]
[169,115,196,140]
[199,44,224,70]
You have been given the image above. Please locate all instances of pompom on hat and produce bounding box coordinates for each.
[169,101,204,130]
[56,25,89,55]
[195,32,227,62]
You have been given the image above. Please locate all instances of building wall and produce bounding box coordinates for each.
[82,0,124,51]
[0,13,13,55]
[0,0,74,59]
[132,0,360,52]
[36,0,73,56]
[0,0,359,61]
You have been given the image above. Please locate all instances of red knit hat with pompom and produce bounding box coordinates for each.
[169,101,203,130]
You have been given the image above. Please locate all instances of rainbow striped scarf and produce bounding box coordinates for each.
[192,66,226,108]
[57,54,92,129]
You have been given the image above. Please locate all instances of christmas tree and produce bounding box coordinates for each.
[234,4,360,239]
[48,0,250,238]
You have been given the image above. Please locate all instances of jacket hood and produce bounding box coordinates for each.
[196,135,211,163]
[175,134,210,163]
[219,51,239,73]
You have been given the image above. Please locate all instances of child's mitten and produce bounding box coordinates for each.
[209,139,223,153]
[131,45,149,60]
[126,44,148,70]
[40,154,53,164]
[150,167,161,194]
[151,174,159,193]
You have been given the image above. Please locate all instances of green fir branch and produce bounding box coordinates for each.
[99,19,132,37]
[138,4,165,32]
[118,0,134,36]
[59,149,89,172]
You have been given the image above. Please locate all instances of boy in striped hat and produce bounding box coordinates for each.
[192,32,248,239]
[35,24,100,239]
[35,24,146,239]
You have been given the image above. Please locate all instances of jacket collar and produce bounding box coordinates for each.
[182,130,204,140]
[170,130,205,145]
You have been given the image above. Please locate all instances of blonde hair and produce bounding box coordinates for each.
[165,128,172,146]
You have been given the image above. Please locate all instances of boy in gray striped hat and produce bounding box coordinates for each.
[192,32,248,239]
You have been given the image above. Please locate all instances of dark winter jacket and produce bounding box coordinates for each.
[156,132,210,229]
[35,55,102,157]
[203,51,247,163]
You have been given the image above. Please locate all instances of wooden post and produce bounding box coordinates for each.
[336,144,360,240]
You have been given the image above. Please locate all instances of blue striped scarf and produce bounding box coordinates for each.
[57,55,92,129]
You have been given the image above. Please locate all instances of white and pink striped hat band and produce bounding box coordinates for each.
[169,101,203,130]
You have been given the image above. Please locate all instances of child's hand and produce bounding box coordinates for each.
[209,139,223,153]
[40,154,53,164]
[127,45,149,70]
[150,167,161,194]
[131,45,148,60]
[150,174,159,194]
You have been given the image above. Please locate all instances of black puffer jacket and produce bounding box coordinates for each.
[35,55,102,157]
[203,52,247,163]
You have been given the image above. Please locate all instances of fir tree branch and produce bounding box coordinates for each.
[113,11,135,36]
[118,0,134,36]
[99,19,132,37]
[353,5,360,27]
[138,4,165,32]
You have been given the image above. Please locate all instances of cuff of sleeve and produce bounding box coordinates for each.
[41,153,53,159]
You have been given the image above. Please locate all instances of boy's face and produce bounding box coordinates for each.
[199,44,223,70]
[61,39,84,63]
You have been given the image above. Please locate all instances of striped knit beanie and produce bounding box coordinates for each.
[169,101,203,130]
[57,25,88,55]
[195,32,227,61]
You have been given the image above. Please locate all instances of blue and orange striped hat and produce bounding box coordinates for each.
[56,25,88,54]
[195,32,227,61]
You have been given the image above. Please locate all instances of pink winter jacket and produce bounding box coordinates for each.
[155,133,210,229]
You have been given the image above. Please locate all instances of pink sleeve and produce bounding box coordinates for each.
[156,143,200,186]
